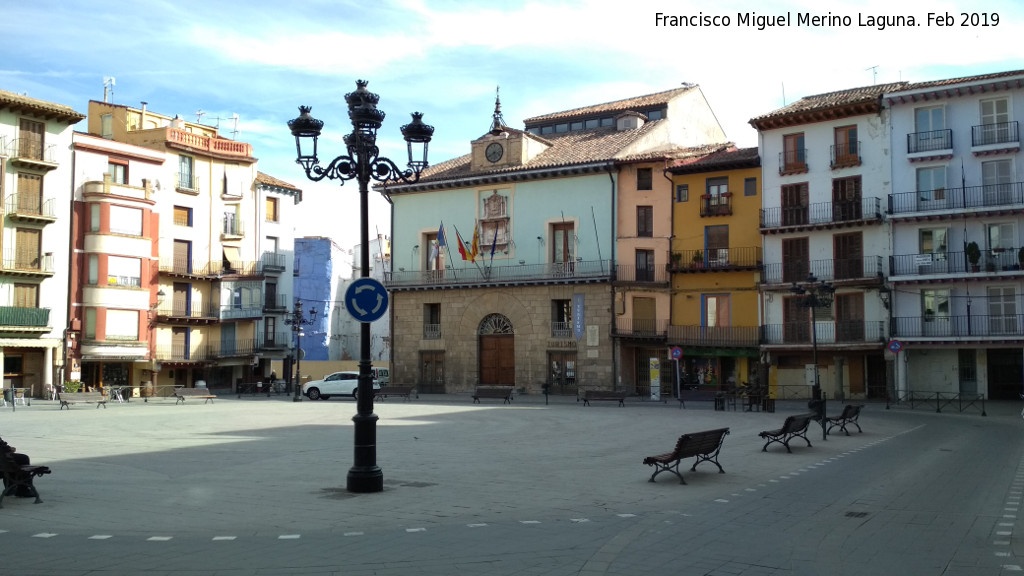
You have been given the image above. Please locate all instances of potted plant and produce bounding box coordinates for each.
[670,252,682,269]
[966,241,981,272]
[691,250,704,268]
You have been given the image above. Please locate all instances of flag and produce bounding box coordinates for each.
[470,224,479,262]
[455,227,471,261]
[489,226,499,262]
[437,222,446,248]
[428,239,438,263]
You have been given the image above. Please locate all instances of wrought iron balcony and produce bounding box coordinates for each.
[889,182,1024,215]
[156,302,220,321]
[699,195,732,217]
[613,318,668,338]
[220,305,263,321]
[907,129,952,154]
[0,306,50,329]
[261,331,293,350]
[760,197,882,229]
[4,138,58,169]
[763,256,883,285]
[0,252,54,276]
[263,294,289,313]
[761,321,885,345]
[669,247,762,273]
[667,325,760,347]
[176,172,199,192]
[386,259,612,290]
[261,252,286,273]
[158,258,263,277]
[423,323,441,339]
[778,149,808,174]
[222,218,245,237]
[614,264,668,284]
[551,321,572,339]
[972,121,1019,147]
[893,314,1024,339]
[830,141,861,168]
[890,248,1023,278]
[4,195,57,222]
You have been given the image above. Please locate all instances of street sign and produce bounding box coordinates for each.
[670,346,683,360]
[345,278,389,323]
[887,339,903,354]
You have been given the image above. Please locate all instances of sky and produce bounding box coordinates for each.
[4,0,1024,252]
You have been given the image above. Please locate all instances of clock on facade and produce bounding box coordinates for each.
[485,142,504,163]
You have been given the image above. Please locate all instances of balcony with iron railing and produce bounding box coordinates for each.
[890,247,1024,279]
[3,138,58,170]
[423,323,441,339]
[261,331,294,350]
[667,325,760,348]
[830,141,861,168]
[222,217,245,238]
[219,304,263,321]
[261,252,286,273]
[215,338,263,357]
[669,247,762,273]
[613,318,668,338]
[386,259,613,290]
[551,321,572,339]
[889,182,1024,216]
[158,258,263,278]
[0,252,54,277]
[893,314,1024,340]
[176,172,199,192]
[614,264,668,284]
[762,256,884,286]
[906,129,953,155]
[778,149,808,174]
[264,294,289,314]
[699,194,732,217]
[4,195,57,222]
[0,306,50,331]
[155,302,219,321]
[761,321,886,345]
[972,121,1019,147]
[760,197,882,230]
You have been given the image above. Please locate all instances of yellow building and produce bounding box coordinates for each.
[668,146,762,390]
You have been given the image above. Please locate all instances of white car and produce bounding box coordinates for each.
[302,371,380,400]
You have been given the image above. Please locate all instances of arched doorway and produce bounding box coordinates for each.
[479,314,514,386]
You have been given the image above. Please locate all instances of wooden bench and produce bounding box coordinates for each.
[579,389,628,407]
[174,388,217,404]
[825,404,864,436]
[58,391,107,410]
[677,389,727,410]
[642,428,730,484]
[472,386,514,404]
[0,451,51,506]
[375,386,417,401]
[758,413,814,453]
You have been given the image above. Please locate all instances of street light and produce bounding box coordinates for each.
[288,79,433,493]
[790,274,834,440]
[285,298,316,403]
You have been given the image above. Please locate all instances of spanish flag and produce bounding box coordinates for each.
[455,227,471,261]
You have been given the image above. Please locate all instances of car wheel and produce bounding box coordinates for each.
[306,387,321,401]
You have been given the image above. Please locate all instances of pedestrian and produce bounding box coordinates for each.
[1,435,33,497]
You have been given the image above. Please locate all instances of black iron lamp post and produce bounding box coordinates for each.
[790,274,834,440]
[288,80,433,493]
[285,298,317,403]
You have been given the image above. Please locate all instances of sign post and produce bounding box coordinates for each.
[670,347,683,400]
[887,339,902,409]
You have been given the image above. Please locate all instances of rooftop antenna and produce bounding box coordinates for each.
[230,113,239,140]
[103,76,115,103]
[866,65,879,85]
[195,109,206,124]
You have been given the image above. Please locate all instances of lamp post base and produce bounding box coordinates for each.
[347,467,384,493]
[293,396,302,402]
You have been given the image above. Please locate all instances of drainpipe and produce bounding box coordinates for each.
[381,190,396,383]
[607,165,618,390]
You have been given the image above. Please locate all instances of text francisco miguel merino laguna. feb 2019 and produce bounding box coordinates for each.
[654,11,1000,31]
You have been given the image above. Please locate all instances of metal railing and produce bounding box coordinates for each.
[760,197,882,229]
[551,321,572,339]
[699,195,732,217]
[156,303,219,319]
[0,306,50,327]
[891,391,986,415]
[763,256,883,285]
[890,248,1023,277]
[889,182,1024,214]
[761,321,886,345]
[4,138,57,163]
[261,252,286,271]
[892,314,1024,339]
[385,259,612,289]
[176,172,199,191]
[423,324,441,339]
[778,149,807,174]
[830,141,861,167]
[219,305,263,321]
[667,325,760,347]
[972,121,1019,147]
[4,195,56,218]
[264,294,289,313]
[613,318,668,338]
[0,252,54,274]
[669,246,762,272]
[158,258,263,277]
[907,129,952,153]
[222,217,245,236]
[615,264,668,283]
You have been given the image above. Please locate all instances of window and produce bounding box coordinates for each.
[424,232,444,272]
[704,177,729,215]
[913,106,948,152]
[832,176,862,221]
[223,163,242,197]
[107,256,141,287]
[106,309,140,341]
[782,237,809,283]
[636,168,653,190]
[921,289,950,319]
[101,114,113,139]
[424,303,441,339]
[988,286,1018,334]
[108,162,128,185]
[13,284,37,308]
[89,204,101,232]
[264,316,278,345]
[178,155,195,190]
[19,119,44,160]
[781,183,809,226]
[16,173,42,215]
[705,225,729,266]
[704,294,730,327]
[631,297,656,334]
[919,228,948,255]
[916,166,947,202]
[636,206,653,237]
[223,207,240,235]
[552,223,574,263]
[982,159,1013,203]
[833,232,863,280]
[635,249,655,281]
[419,351,445,393]
[833,125,859,166]
[110,205,143,236]
[585,119,599,129]
[647,109,663,121]
[782,133,806,172]
[88,254,98,285]
[675,184,689,202]
[744,177,757,197]
[979,98,1011,144]
[266,197,279,222]
[15,228,40,270]
[84,308,96,339]
[552,299,572,338]
[549,351,576,390]
[173,205,192,227]
[987,222,1015,251]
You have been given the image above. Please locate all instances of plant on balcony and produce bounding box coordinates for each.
[966,241,981,272]
[670,252,682,268]
[691,250,704,268]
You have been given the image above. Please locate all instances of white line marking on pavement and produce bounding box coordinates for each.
[714,499,729,503]
[998,531,1012,536]
[520,520,541,524]
[616,514,636,518]
[147,536,172,541]
[571,518,589,523]
[212,536,236,541]
[32,533,57,538]
[1001,565,1022,571]
[89,535,113,540]
[278,534,300,540]
[406,528,426,532]
[995,551,1011,557]
[467,524,488,527]
[344,532,364,536]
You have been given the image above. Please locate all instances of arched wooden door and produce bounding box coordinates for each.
[479,314,515,386]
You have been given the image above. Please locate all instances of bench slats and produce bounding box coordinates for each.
[174,388,217,405]
[0,453,50,507]
[58,392,107,410]
[758,414,814,453]
[375,386,416,401]
[643,428,730,484]
[580,390,627,407]
[472,387,513,404]
[825,404,864,436]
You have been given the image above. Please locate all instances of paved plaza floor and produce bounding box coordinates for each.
[0,392,1018,575]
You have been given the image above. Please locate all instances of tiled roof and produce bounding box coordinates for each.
[524,85,697,125]
[256,171,301,191]
[0,89,85,123]
[668,146,760,174]
[893,68,1024,92]
[750,82,907,130]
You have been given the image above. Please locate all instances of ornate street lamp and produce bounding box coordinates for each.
[790,274,834,440]
[285,299,317,403]
[288,80,433,493]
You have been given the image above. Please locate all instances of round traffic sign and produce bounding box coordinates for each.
[670,346,683,360]
[887,340,903,354]
[345,278,389,323]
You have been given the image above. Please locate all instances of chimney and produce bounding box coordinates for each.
[140,101,147,131]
